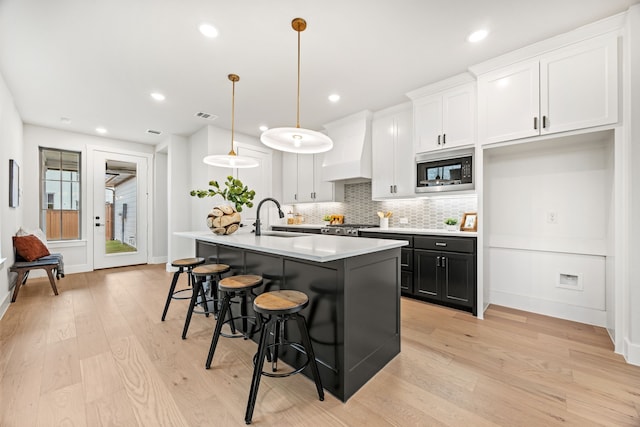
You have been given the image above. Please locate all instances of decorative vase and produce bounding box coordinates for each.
[446,224,458,231]
[206,204,241,235]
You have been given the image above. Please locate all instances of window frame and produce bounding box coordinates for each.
[39,147,82,241]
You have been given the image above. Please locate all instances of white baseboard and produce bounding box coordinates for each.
[490,290,607,327]
[0,291,10,321]
[149,256,167,264]
[624,338,640,366]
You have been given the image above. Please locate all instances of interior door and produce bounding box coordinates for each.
[93,150,149,269]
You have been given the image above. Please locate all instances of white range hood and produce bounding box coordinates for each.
[322,110,373,183]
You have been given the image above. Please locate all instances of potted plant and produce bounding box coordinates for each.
[191,176,256,235]
[444,218,459,231]
[322,215,332,225]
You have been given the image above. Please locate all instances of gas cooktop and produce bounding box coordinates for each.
[321,224,379,236]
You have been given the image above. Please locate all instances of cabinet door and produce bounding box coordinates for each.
[393,109,415,197]
[312,153,335,202]
[540,34,618,135]
[413,250,440,300]
[282,152,298,204]
[371,114,396,198]
[413,95,442,153]
[296,154,315,202]
[478,60,540,144]
[442,84,475,149]
[441,252,475,308]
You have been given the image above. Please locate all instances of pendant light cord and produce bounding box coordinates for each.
[229,74,238,156]
[296,28,301,129]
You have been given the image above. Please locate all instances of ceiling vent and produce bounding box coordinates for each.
[195,112,218,120]
[146,129,162,135]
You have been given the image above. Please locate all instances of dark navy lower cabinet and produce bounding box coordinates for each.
[361,232,477,316]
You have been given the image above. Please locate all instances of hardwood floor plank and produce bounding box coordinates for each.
[1,264,639,427]
[36,382,87,427]
[109,335,190,426]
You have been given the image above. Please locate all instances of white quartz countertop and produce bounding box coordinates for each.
[271,224,326,229]
[175,230,408,262]
[360,227,477,237]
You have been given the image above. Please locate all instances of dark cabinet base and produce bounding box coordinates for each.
[196,240,401,402]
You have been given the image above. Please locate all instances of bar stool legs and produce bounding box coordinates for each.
[161,257,205,321]
[182,263,231,339]
[245,290,324,425]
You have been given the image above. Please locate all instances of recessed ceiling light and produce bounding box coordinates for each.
[150,92,165,101]
[259,125,269,132]
[96,127,107,134]
[467,29,489,43]
[199,23,218,38]
[328,94,340,103]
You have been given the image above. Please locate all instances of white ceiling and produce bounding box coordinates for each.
[0,0,638,146]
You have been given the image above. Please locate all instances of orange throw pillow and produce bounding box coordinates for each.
[13,234,50,262]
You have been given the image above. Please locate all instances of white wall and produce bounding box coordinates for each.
[0,70,24,315]
[22,125,155,274]
[152,150,168,264]
[625,4,640,364]
[485,131,614,326]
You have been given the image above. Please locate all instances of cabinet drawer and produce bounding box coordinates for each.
[359,232,414,247]
[401,248,413,270]
[414,236,475,253]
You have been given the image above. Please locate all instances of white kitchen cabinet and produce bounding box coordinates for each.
[412,83,475,153]
[478,33,618,145]
[372,104,414,199]
[282,152,343,204]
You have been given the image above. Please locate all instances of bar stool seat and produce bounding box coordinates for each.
[245,290,324,424]
[181,263,231,339]
[205,275,263,369]
[161,257,205,321]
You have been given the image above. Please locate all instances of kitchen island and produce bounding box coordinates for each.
[175,230,407,402]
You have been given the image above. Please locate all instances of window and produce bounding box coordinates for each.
[40,148,81,240]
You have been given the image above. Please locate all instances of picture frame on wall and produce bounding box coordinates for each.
[9,159,19,208]
[461,212,477,232]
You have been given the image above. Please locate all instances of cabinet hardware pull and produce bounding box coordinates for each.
[390,185,393,193]
[436,256,441,267]
[437,135,441,145]
[543,115,547,128]
[435,242,447,247]
[441,257,446,268]
[294,194,297,200]
[534,117,538,130]
[442,134,446,145]
[393,185,397,193]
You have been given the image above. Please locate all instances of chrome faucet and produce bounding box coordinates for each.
[254,197,285,236]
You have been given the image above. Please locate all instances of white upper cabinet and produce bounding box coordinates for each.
[478,33,618,145]
[281,152,343,204]
[412,83,475,153]
[372,104,414,199]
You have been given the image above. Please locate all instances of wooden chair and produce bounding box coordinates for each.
[10,253,64,302]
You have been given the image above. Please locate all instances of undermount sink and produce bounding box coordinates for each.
[259,231,304,238]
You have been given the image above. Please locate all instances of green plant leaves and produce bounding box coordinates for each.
[190,176,256,211]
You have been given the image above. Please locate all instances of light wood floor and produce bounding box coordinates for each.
[1,264,639,426]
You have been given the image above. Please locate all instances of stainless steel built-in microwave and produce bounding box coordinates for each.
[415,149,474,193]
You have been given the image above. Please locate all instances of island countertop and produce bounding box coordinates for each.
[175,230,408,262]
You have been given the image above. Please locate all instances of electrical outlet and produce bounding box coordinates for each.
[399,217,408,224]
[546,211,558,224]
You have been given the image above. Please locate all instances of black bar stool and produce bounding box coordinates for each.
[205,274,263,369]
[182,263,230,339]
[161,257,205,321]
[245,290,324,425]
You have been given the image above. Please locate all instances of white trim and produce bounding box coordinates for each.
[149,256,167,264]
[406,72,476,100]
[624,338,640,366]
[0,257,5,269]
[469,13,625,76]
[0,291,10,321]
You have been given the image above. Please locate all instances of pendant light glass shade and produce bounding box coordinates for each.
[203,74,259,169]
[260,18,333,154]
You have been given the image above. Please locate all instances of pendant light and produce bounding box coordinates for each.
[203,74,259,168]
[260,18,333,154]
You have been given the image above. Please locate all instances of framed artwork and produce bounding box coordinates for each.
[9,159,19,208]
[461,212,477,232]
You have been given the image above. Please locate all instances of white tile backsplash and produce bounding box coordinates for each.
[286,182,477,229]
